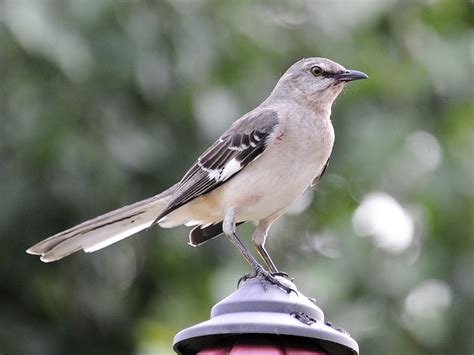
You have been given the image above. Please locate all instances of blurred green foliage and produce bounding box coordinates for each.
[0,1,472,354]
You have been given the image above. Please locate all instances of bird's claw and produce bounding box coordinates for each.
[238,269,297,294]
[237,272,254,288]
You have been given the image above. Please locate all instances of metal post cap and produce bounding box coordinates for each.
[173,277,359,354]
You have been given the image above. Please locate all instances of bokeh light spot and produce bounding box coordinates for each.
[352,192,414,253]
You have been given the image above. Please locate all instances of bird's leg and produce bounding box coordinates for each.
[253,219,289,279]
[252,220,277,272]
[223,209,294,294]
[255,244,278,273]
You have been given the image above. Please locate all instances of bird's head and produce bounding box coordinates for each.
[272,57,368,109]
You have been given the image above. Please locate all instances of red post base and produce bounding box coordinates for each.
[198,334,327,354]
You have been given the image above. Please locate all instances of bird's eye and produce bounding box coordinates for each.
[310,66,323,77]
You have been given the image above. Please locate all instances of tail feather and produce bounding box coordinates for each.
[27,185,177,262]
[189,222,224,246]
[189,221,245,246]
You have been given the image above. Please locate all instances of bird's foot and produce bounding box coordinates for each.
[238,267,296,294]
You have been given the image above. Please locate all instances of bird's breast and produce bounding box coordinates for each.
[278,112,335,165]
[216,114,335,221]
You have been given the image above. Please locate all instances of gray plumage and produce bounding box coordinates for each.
[27,57,368,276]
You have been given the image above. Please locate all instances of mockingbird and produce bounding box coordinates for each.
[27,57,367,292]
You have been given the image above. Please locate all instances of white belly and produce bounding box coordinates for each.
[223,126,333,221]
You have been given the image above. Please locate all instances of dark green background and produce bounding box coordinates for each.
[1,1,472,354]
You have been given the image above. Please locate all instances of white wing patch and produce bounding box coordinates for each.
[229,144,248,151]
[198,158,242,182]
[220,158,242,181]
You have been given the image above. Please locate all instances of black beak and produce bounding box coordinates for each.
[334,69,368,82]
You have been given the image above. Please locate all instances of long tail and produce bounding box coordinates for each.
[27,184,177,262]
